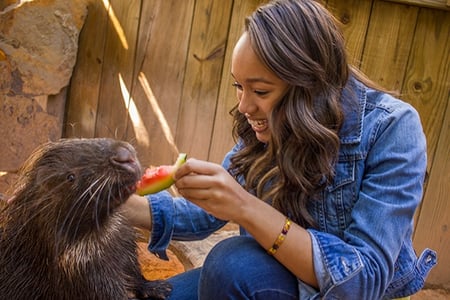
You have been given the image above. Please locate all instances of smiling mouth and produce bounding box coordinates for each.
[247,118,268,131]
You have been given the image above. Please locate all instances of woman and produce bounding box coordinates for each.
[125,0,436,298]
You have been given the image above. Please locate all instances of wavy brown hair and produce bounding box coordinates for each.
[229,0,351,227]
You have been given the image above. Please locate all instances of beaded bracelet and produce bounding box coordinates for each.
[267,217,291,255]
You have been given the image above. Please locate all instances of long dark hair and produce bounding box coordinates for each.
[229,0,350,227]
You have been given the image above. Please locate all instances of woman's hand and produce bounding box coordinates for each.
[174,158,252,222]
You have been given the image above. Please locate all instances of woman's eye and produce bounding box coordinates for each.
[232,82,243,90]
[254,90,268,96]
[232,82,268,95]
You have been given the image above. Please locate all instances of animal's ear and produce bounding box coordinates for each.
[34,168,47,186]
[34,166,62,187]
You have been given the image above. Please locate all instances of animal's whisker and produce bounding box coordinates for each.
[71,175,109,239]
[57,175,105,243]
[93,176,112,231]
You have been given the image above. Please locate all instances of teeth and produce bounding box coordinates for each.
[248,119,267,128]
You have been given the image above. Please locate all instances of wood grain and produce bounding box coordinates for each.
[384,0,450,10]
[126,0,195,166]
[360,1,419,92]
[64,0,108,138]
[209,0,268,163]
[327,0,373,67]
[413,94,450,286]
[175,0,233,161]
[406,7,450,286]
[94,0,141,139]
[401,7,450,171]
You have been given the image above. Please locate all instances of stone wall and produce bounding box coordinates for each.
[0,0,88,197]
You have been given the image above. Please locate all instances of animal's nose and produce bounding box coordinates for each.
[111,145,140,175]
[113,146,135,164]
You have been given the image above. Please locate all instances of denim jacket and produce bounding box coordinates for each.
[146,77,437,299]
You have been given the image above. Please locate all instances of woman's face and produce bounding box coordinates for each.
[231,33,289,143]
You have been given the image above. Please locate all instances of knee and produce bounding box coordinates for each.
[202,236,261,277]
[198,236,263,296]
[198,236,298,299]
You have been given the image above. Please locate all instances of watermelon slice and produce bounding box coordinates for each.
[136,153,187,196]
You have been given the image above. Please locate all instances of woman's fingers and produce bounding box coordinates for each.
[172,157,246,220]
[174,158,221,179]
[175,171,215,189]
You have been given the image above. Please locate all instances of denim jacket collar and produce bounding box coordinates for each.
[339,77,366,145]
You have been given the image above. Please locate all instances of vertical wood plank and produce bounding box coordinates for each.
[413,97,450,288]
[209,0,268,164]
[326,0,373,67]
[175,0,234,161]
[127,0,195,167]
[407,8,450,289]
[360,1,418,92]
[64,0,108,138]
[401,8,450,172]
[94,0,141,139]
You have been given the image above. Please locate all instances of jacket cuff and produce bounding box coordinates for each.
[308,229,363,293]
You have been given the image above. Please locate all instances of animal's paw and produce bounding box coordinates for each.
[136,279,173,300]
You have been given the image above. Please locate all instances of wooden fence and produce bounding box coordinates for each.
[66,0,450,288]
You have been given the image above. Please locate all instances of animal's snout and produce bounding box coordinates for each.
[111,145,141,176]
[113,145,136,164]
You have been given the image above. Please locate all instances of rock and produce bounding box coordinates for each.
[0,0,88,193]
[170,230,238,270]
[0,0,88,95]
[0,94,60,171]
[0,0,19,13]
[0,49,11,93]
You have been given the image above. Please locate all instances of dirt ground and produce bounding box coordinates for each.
[412,288,450,300]
[138,242,185,280]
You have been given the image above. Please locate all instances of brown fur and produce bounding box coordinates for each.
[0,138,171,300]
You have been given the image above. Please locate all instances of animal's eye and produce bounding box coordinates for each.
[67,173,76,182]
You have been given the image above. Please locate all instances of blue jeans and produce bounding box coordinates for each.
[167,236,299,299]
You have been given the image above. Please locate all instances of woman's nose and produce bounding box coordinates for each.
[237,91,256,114]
